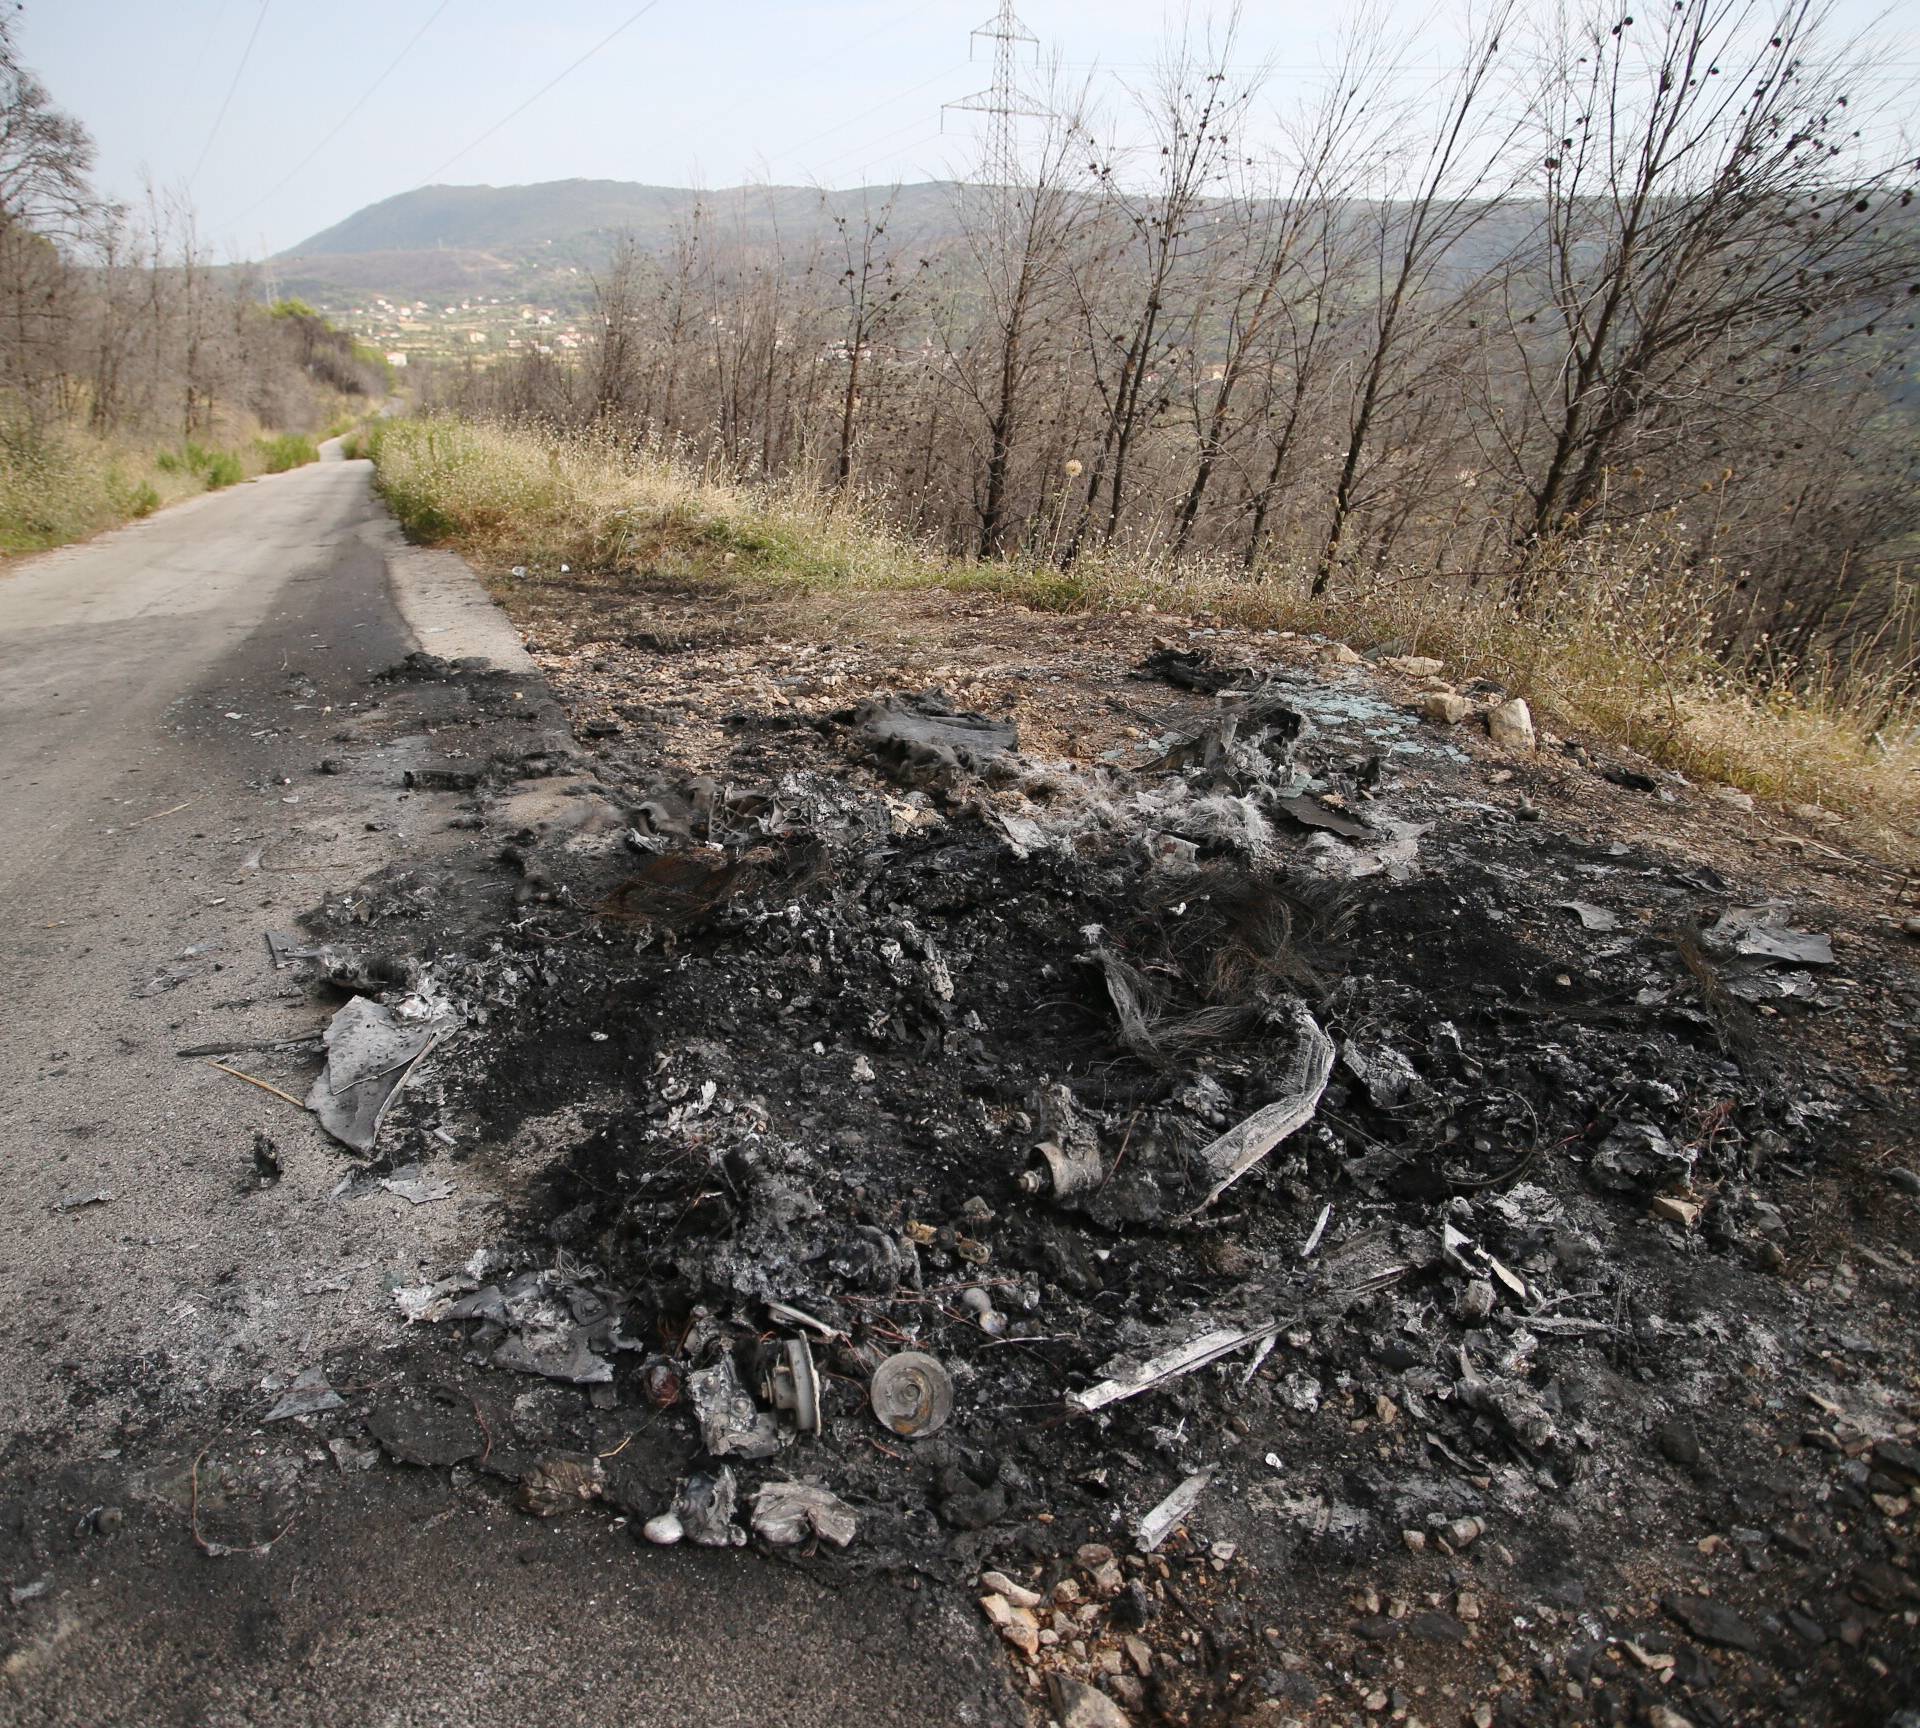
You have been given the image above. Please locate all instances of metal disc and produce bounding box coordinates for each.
[869,1349,954,1438]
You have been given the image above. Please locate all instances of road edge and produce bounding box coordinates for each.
[382,536,536,673]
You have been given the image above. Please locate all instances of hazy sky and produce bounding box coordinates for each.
[22,0,1919,259]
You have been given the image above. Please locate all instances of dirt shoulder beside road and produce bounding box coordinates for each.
[0,469,1019,1728]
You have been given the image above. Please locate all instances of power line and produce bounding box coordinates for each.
[779,62,971,162]
[423,1,666,184]
[1050,57,1920,73]
[229,0,455,227]
[184,0,235,100]
[746,0,942,108]
[189,0,272,190]
[742,3,953,178]
[808,115,950,180]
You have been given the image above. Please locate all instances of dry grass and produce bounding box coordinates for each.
[0,401,345,562]
[0,422,182,555]
[372,415,1920,861]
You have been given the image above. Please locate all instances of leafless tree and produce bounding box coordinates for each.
[0,16,93,236]
[1314,1,1527,591]
[1060,11,1260,563]
[0,19,95,423]
[942,80,1090,557]
[1169,26,1385,557]
[587,232,646,423]
[652,201,705,432]
[1498,0,1920,597]
[828,189,917,489]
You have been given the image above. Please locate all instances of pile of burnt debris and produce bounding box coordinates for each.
[290,644,1918,1727]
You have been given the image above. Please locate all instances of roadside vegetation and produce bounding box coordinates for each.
[0,26,387,561]
[391,0,1916,857]
[372,414,1920,859]
[0,414,336,557]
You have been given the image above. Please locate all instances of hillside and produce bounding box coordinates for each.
[272,178,965,308]
[287,179,699,255]
[266,178,1556,341]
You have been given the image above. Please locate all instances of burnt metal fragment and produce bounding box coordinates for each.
[870,1350,954,1438]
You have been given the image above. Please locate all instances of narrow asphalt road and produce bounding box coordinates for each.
[0,456,1015,1728]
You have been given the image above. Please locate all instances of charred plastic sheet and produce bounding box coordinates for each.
[850,690,1019,787]
[307,997,450,1154]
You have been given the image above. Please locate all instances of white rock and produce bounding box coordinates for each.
[642,1512,684,1546]
[1000,1614,1041,1657]
[1046,1672,1134,1727]
[1419,692,1471,725]
[1384,654,1445,677]
[980,1571,1042,1609]
[1485,697,1536,750]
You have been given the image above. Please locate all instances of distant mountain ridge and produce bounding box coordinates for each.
[271,177,964,307]
[284,179,699,255]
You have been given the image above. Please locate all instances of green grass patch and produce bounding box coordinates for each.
[155,441,247,488]
[200,448,244,489]
[338,422,385,462]
[256,432,319,474]
[0,419,178,554]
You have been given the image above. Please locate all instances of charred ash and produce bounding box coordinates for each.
[293,643,1919,1728]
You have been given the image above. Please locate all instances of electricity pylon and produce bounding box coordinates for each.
[946,1,1043,192]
